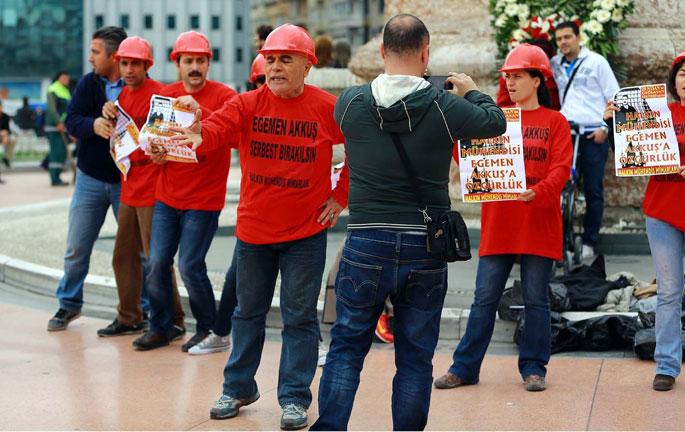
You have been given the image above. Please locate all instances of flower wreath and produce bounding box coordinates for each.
[490,0,635,63]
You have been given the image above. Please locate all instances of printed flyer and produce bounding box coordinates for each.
[139,95,198,163]
[458,107,526,202]
[109,102,139,178]
[613,84,681,177]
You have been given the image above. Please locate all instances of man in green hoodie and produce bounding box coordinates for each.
[45,71,71,186]
[311,14,506,431]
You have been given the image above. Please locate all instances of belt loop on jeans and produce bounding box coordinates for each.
[395,232,402,254]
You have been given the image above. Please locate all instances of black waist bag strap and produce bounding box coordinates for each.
[389,132,471,262]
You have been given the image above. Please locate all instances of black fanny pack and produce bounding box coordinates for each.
[390,133,471,262]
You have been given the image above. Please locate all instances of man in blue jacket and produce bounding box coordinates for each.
[47,26,128,331]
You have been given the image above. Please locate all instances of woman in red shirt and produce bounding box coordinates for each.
[435,44,572,392]
[604,51,685,391]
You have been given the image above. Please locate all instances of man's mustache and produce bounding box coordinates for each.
[188,71,202,77]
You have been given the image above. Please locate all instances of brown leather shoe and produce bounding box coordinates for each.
[523,375,546,392]
[434,372,471,389]
[653,374,675,391]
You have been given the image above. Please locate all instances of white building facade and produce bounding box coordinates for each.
[84,0,251,91]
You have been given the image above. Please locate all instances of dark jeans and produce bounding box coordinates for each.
[449,254,553,383]
[222,230,326,408]
[147,201,219,335]
[312,230,448,431]
[578,133,609,247]
[56,169,120,312]
[214,248,237,337]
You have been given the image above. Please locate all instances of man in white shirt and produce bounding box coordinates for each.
[551,21,619,259]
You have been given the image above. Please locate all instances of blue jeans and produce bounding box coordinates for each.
[214,248,237,337]
[222,230,326,408]
[578,133,609,247]
[312,230,448,431]
[56,169,121,312]
[147,201,219,335]
[646,216,685,378]
[449,254,553,382]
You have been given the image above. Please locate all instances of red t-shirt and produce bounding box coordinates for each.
[155,80,237,211]
[118,78,164,207]
[496,75,561,111]
[643,102,685,231]
[478,106,572,260]
[201,84,349,244]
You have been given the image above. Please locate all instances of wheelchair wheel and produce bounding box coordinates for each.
[573,235,583,264]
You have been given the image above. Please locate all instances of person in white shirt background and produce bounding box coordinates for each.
[551,21,619,260]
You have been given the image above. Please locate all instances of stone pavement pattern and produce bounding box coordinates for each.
[1,300,684,430]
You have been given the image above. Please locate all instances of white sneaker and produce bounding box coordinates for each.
[317,343,327,367]
[188,332,231,355]
[582,244,595,260]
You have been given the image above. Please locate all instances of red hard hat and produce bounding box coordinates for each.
[500,43,552,78]
[170,31,212,61]
[115,36,154,66]
[250,54,266,83]
[259,24,317,65]
[672,50,685,69]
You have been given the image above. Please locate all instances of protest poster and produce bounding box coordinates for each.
[612,84,681,177]
[109,102,139,178]
[139,95,198,163]
[458,107,526,202]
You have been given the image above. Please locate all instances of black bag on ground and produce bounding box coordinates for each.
[548,255,623,311]
[515,311,639,353]
[549,282,572,312]
[633,328,657,360]
[497,280,523,321]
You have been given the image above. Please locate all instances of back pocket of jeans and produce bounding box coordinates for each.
[335,257,381,308]
[405,267,447,310]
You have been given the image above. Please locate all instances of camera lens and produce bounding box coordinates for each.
[444,81,453,90]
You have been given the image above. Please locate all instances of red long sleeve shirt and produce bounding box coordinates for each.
[643,102,685,231]
[155,80,237,211]
[118,78,164,207]
[479,106,572,260]
[200,84,349,244]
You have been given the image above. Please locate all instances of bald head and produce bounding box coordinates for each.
[383,14,429,56]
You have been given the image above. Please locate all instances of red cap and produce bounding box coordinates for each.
[115,36,154,66]
[250,54,266,83]
[259,24,317,65]
[500,43,552,78]
[170,31,212,61]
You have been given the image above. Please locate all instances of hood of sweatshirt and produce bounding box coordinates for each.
[367,73,439,134]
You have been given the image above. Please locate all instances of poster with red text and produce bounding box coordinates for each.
[613,84,680,177]
[458,108,526,202]
[139,95,198,163]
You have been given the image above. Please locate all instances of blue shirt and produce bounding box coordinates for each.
[99,76,124,101]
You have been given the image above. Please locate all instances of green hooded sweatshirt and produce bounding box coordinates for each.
[334,77,506,229]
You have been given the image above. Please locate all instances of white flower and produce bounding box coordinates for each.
[517,4,530,19]
[595,9,612,23]
[612,8,623,22]
[584,20,604,35]
[512,28,529,41]
[495,14,507,28]
[616,0,629,6]
[580,30,590,45]
[509,40,521,50]
[505,6,518,17]
[601,0,616,10]
[541,20,551,33]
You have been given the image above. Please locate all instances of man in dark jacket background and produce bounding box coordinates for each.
[47,26,128,331]
[311,14,506,431]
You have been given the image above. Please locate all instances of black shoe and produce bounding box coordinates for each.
[51,181,69,187]
[47,308,81,331]
[132,331,170,351]
[653,374,676,391]
[2,157,10,168]
[182,331,209,352]
[168,324,186,341]
[97,319,145,337]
